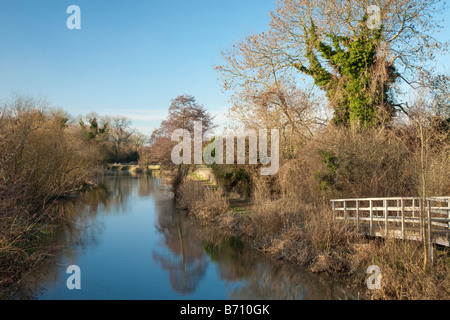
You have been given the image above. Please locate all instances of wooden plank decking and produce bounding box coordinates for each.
[331,197,450,247]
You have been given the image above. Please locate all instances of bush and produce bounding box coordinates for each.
[177,178,230,221]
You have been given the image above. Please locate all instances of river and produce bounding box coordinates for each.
[19,173,362,300]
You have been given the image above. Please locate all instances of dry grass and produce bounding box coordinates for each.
[191,187,230,220]
[367,240,450,300]
[177,178,230,221]
[235,198,450,299]
[252,202,365,274]
[0,208,57,298]
[248,200,286,238]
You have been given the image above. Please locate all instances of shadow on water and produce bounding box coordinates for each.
[16,173,363,300]
[152,201,208,295]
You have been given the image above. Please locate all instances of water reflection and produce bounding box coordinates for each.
[151,197,360,300]
[199,233,358,300]
[17,173,361,300]
[50,173,147,249]
[153,202,208,295]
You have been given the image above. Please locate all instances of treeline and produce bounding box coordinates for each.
[79,112,146,164]
[0,96,146,209]
[0,96,144,295]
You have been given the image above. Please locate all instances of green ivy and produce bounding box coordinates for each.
[295,16,397,128]
[313,150,340,190]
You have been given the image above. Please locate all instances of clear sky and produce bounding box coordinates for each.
[0,0,276,134]
[0,0,448,134]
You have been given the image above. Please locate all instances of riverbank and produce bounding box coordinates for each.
[107,163,161,175]
[175,168,450,300]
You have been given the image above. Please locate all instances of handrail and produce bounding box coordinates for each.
[331,197,450,202]
[331,196,450,247]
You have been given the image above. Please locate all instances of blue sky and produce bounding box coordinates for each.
[0,0,276,134]
[0,0,448,134]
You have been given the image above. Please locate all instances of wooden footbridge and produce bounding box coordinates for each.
[331,197,450,247]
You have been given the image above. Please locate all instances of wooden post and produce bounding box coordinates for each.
[385,199,389,236]
[344,201,347,223]
[356,200,360,230]
[332,201,336,221]
[370,200,374,235]
[419,200,423,240]
[447,198,450,231]
[401,199,405,240]
[447,198,450,244]
[427,200,433,264]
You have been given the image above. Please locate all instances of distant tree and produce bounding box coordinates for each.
[79,113,141,163]
[49,108,71,129]
[131,132,148,149]
[109,116,135,162]
[152,95,216,140]
[79,112,109,141]
[147,95,216,166]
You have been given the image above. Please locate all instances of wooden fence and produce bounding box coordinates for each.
[331,197,450,247]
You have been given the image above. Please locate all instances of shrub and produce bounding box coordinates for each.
[177,178,230,220]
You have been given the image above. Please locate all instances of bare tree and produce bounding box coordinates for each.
[409,82,449,269]
[147,95,216,166]
[109,116,135,162]
[217,0,448,127]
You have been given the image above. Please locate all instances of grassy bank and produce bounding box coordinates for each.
[107,164,161,175]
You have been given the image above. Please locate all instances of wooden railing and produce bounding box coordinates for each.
[331,197,450,247]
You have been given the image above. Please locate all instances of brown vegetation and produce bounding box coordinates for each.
[0,96,145,297]
[177,177,229,221]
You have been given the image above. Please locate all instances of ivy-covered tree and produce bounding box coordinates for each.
[79,114,109,141]
[296,18,398,127]
[217,0,448,129]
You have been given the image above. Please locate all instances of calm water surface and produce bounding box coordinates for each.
[21,173,361,300]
